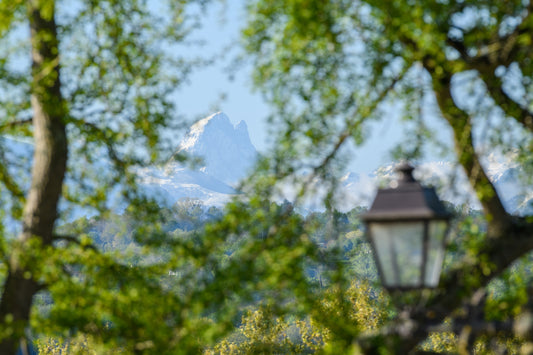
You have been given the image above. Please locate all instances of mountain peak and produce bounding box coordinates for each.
[236,120,248,130]
[198,111,231,127]
[179,112,232,150]
[176,112,257,186]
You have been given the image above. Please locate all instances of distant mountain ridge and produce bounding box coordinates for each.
[140,112,531,214]
[335,159,532,214]
[1,113,529,215]
[138,112,258,206]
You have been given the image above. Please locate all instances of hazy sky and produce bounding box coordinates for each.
[173,2,454,174]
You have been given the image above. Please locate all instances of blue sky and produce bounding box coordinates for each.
[173,2,454,174]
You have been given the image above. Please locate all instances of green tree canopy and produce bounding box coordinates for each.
[0,0,238,353]
[242,0,533,353]
[2,0,533,354]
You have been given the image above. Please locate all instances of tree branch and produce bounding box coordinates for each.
[446,5,533,134]
[71,118,128,170]
[0,118,33,131]
[477,67,533,134]
[357,63,533,355]
[449,2,532,66]
[0,154,24,201]
[426,65,511,234]
[294,71,405,206]
[53,234,98,251]
[446,35,533,134]
[0,2,68,352]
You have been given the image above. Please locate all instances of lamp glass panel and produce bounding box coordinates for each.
[424,220,448,287]
[370,222,424,288]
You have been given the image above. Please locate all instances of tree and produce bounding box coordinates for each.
[0,0,234,353]
[242,0,533,353]
[0,2,349,352]
[3,0,533,353]
[209,279,389,354]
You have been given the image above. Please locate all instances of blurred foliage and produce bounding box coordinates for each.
[34,203,387,354]
[37,201,529,354]
[240,0,533,353]
[1,0,533,353]
[0,0,234,353]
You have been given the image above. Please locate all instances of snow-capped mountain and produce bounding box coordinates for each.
[176,112,257,186]
[140,112,530,214]
[138,112,258,206]
[335,159,532,214]
[138,165,237,207]
[1,112,529,215]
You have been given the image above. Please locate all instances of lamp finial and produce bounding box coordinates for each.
[396,161,415,184]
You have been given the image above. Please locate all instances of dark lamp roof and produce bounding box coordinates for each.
[362,163,451,222]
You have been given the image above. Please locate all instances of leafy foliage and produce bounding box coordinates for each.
[241,0,533,353]
[1,0,533,353]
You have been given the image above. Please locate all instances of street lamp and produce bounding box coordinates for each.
[362,162,451,290]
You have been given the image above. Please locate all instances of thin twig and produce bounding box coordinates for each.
[0,118,33,131]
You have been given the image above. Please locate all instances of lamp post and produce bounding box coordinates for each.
[362,162,451,290]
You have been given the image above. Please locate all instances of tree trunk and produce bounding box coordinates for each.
[0,0,67,353]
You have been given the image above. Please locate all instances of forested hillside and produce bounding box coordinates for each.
[35,198,531,354]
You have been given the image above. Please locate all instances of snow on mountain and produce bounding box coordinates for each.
[336,158,531,214]
[0,113,529,216]
[340,172,360,186]
[176,112,257,186]
[145,111,529,213]
[334,172,376,211]
[138,164,237,207]
[138,112,258,207]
